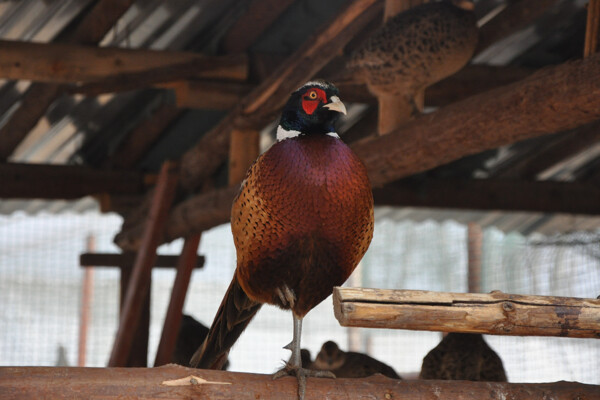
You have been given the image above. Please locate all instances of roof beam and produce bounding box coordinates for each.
[0,40,247,85]
[0,0,135,162]
[0,163,149,199]
[353,52,600,187]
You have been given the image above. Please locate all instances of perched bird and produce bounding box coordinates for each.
[190,80,374,399]
[349,0,478,133]
[311,341,401,379]
[171,314,229,369]
[419,333,507,381]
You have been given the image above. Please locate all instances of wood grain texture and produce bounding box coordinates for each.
[0,366,597,399]
[333,288,600,338]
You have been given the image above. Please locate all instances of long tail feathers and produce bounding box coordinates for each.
[190,275,261,369]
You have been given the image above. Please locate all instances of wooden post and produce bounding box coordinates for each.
[78,235,95,367]
[229,129,259,186]
[585,0,600,57]
[119,259,150,367]
[1,366,598,399]
[154,234,202,367]
[333,288,600,338]
[108,161,179,367]
[467,223,482,293]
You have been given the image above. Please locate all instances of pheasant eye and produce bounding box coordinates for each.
[307,90,318,100]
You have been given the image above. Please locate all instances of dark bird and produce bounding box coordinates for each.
[419,333,507,381]
[349,0,478,133]
[311,340,401,379]
[190,80,374,399]
[171,314,228,369]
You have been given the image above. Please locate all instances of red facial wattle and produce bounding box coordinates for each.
[301,87,327,115]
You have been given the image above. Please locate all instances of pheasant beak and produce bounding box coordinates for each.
[324,96,347,115]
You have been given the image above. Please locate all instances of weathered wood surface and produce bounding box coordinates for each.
[352,52,600,187]
[333,288,600,338]
[79,253,204,269]
[109,162,179,367]
[0,40,247,84]
[0,366,598,400]
[0,163,147,199]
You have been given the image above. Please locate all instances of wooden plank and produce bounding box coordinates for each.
[79,253,205,269]
[0,366,598,400]
[179,0,382,191]
[0,40,247,85]
[221,0,296,53]
[333,287,600,338]
[229,129,259,185]
[352,52,600,187]
[168,81,252,110]
[154,234,202,367]
[0,163,148,199]
[0,0,135,162]
[372,179,600,215]
[108,161,179,367]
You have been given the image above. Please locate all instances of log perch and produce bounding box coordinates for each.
[0,366,598,400]
[333,288,600,338]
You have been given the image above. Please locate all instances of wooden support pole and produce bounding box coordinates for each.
[467,223,482,293]
[229,129,260,186]
[119,259,150,367]
[108,161,179,367]
[154,234,202,367]
[0,366,597,399]
[333,288,600,338]
[78,235,95,367]
[585,0,600,57]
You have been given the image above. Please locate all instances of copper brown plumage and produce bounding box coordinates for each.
[311,341,401,379]
[191,80,374,399]
[419,333,507,382]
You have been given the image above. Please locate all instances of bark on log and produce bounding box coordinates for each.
[333,288,600,338]
[0,366,598,400]
[352,52,600,187]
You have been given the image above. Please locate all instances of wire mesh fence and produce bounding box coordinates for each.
[0,210,598,384]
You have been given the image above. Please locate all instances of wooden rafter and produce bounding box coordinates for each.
[0,40,247,86]
[178,0,382,191]
[1,366,598,399]
[79,253,205,270]
[352,52,600,187]
[0,0,135,161]
[0,163,149,199]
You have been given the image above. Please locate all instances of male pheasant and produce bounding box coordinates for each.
[191,80,374,399]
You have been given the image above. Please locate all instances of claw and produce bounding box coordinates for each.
[273,365,334,400]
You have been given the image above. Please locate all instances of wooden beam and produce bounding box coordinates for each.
[0,40,247,85]
[167,81,253,110]
[179,0,382,191]
[372,178,600,215]
[1,366,598,399]
[104,105,184,170]
[115,185,238,251]
[0,163,148,199]
[475,0,557,56]
[229,129,259,185]
[0,0,135,161]
[334,287,600,338]
[154,234,202,367]
[109,161,179,367]
[585,0,600,57]
[352,52,600,188]
[492,121,600,179]
[221,0,296,53]
[79,253,205,269]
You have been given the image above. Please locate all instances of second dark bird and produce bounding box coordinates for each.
[190,80,374,399]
